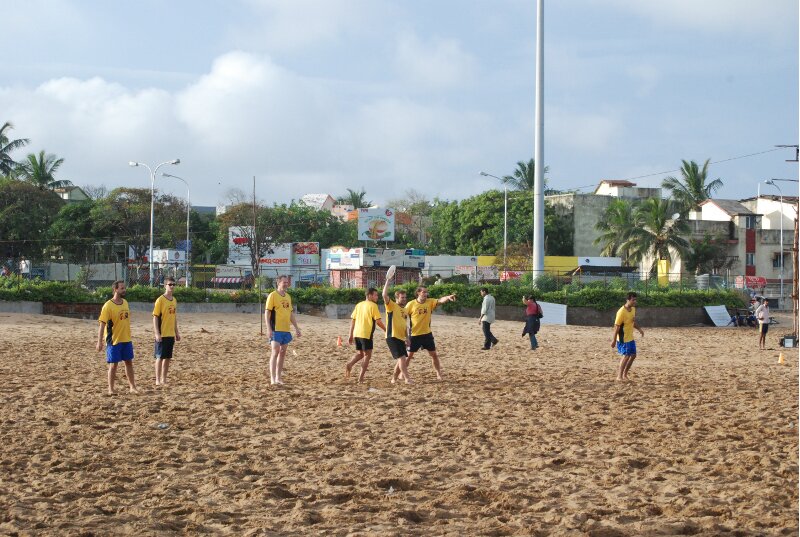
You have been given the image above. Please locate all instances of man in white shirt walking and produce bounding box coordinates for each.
[479,287,498,350]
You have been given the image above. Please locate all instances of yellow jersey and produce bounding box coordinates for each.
[153,295,178,337]
[405,298,439,337]
[614,306,636,343]
[99,299,131,345]
[266,291,293,332]
[351,300,382,339]
[384,299,408,340]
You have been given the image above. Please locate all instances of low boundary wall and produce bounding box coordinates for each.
[2,301,716,327]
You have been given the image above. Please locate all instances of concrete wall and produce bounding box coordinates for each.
[567,307,710,327]
[0,301,43,314]
[547,193,614,257]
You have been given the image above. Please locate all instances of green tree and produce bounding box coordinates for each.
[337,188,372,209]
[594,199,637,264]
[386,188,433,246]
[622,199,690,272]
[15,150,72,190]
[47,200,98,262]
[661,159,723,213]
[0,121,30,176]
[91,187,187,261]
[684,233,735,275]
[0,177,64,258]
[501,159,551,192]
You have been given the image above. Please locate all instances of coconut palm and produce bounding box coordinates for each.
[621,198,690,273]
[594,199,637,264]
[502,159,551,192]
[15,150,72,190]
[661,159,723,213]
[337,188,372,209]
[0,121,30,176]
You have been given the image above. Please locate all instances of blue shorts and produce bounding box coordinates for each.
[616,340,637,356]
[107,342,134,364]
[270,331,293,345]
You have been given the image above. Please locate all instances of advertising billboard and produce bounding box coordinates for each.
[327,247,363,269]
[357,208,395,241]
[292,242,321,267]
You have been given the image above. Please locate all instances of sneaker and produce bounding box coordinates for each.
[481,347,491,351]
[491,339,499,347]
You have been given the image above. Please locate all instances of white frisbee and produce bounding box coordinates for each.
[386,265,397,279]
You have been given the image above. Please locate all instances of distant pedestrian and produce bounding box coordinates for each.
[611,292,644,381]
[0,265,10,278]
[522,295,543,350]
[479,287,499,350]
[345,287,386,383]
[96,280,138,395]
[19,256,30,279]
[153,277,181,386]
[265,275,302,385]
[755,298,770,350]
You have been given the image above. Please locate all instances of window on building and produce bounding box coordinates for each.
[773,252,788,269]
[745,215,757,229]
[745,253,755,266]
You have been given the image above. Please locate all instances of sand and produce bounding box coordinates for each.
[0,310,797,536]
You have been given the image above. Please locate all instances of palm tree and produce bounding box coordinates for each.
[661,159,723,214]
[621,198,690,273]
[502,159,550,191]
[0,121,30,176]
[594,199,637,264]
[15,150,72,190]
[337,188,372,209]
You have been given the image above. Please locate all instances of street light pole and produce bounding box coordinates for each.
[162,172,191,287]
[480,171,508,275]
[129,159,180,286]
[765,180,784,308]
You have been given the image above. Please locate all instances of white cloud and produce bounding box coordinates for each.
[547,106,623,154]
[395,33,476,89]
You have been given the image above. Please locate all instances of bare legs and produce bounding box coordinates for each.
[155,358,171,386]
[345,350,373,383]
[616,354,635,381]
[270,342,288,384]
[393,351,442,382]
[108,360,137,395]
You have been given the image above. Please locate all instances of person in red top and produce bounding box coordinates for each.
[521,295,542,350]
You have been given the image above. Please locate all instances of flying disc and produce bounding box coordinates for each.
[386,265,397,279]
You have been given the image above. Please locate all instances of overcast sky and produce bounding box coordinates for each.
[1,0,797,207]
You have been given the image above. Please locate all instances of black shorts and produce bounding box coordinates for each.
[760,323,769,335]
[386,337,408,359]
[409,333,436,353]
[154,337,175,359]
[354,337,374,351]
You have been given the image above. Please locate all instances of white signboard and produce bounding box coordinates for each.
[539,301,567,326]
[358,208,396,241]
[152,249,187,265]
[259,243,292,267]
[215,265,251,278]
[292,242,320,267]
[327,247,363,269]
[704,305,734,327]
[228,226,253,264]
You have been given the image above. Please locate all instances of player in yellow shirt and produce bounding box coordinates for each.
[382,272,412,384]
[610,292,644,381]
[345,287,387,383]
[153,277,181,386]
[395,286,456,382]
[265,275,302,385]
[96,280,138,395]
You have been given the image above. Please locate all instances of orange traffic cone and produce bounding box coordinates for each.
[778,352,785,365]
[337,336,343,347]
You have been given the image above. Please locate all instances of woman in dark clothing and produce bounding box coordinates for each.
[522,295,542,350]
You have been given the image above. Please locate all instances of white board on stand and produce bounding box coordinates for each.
[704,305,733,327]
[539,301,567,326]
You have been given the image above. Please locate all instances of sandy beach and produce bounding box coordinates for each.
[0,310,797,536]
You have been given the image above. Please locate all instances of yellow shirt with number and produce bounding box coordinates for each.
[614,306,636,343]
[351,300,382,339]
[99,299,131,345]
[384,299,408,340]
[405,298,439,337]
[153,295,178,337]
[266,291,293,332]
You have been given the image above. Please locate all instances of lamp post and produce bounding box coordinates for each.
[765,180,784,308]
[128,159,180,286]
[480,172,508,275]
[161,172,191,288]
